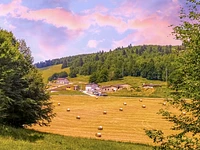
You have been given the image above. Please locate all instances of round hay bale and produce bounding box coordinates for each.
[103,111,107,114]
[119,108,123,111]
[76,116,81,119]
[142,105,146,108]
[57,103,60,106]
[123,102,127,105]
[139,99,143,102]
[98,126,103,130]
[163,102,166,106]
[96,96,98,99]
[95,132,101,137]
[66,108,70,112]
[182,111,186,115]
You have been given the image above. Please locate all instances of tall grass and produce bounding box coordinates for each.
[0,125,152,150]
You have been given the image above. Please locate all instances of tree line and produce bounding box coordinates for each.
[48,71,68,81]
[35,45,185,83]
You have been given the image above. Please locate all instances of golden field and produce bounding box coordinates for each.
[31,95,176,145]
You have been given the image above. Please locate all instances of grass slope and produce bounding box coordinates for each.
[38,64,90,84]
[0,125,152,150]
[38,64,70,83]
[31,95,176,145]
[40,65,169,97]
[99,76,165,87]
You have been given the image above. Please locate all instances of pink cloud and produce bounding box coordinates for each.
[112,0,141,18]
[112,0,181,22]
[0,0,20,16]
[0,0,28,17]
[20,7,90,31]
[0,0,90,32]
[111,0,182,48]
[38,38,67,60]
[87,39,104,48]
[65,29,84,40]
[2,19,16,30]
[88,0,181,34]
[92,13,128,33]
[82,5,108,14]
[87,40,98,48]
[113,23,181,49]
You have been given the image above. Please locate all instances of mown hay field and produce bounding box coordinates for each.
[31,95,175,145]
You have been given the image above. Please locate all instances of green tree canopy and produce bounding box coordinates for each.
[48,71,68,81]
[61,59,68,69]
[0,29,55,128]
[146,0,200,149]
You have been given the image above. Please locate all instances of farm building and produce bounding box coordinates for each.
[101,84,130,92]
[101,85,118,92]
[85,83,99,93]
[118,84,131,89]
[66,85,80,90]
[56,78,69,84]
[142,83,161,89]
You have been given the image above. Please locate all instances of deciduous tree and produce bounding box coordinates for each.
[146,0,200,149]
[0,29,55,128]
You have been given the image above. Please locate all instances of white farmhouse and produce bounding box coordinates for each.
[85,83,99,93]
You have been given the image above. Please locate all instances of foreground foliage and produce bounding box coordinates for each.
[146,0,200,149]
[0,125,152,150]
[0,29,55,127]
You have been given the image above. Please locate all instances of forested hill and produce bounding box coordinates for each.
[35,45,184,82]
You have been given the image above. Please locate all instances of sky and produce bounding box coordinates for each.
[0,0,184,63]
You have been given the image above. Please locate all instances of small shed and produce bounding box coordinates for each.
[66,85,80,90]
[142,83,161,89]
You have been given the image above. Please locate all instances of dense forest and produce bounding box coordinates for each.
[35,45,185,83]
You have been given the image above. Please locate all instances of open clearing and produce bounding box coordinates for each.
[31,95,174,145]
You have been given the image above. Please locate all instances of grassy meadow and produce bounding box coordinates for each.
[38,64,89,84]
[21,64,177,149]
[0,125,152,150]
[30,95,175,145]
[0,65,176,149]
[40,64,170,98]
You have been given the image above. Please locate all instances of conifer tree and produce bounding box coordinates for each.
[0,29,55,127]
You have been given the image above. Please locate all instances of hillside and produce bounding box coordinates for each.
[40,64,169,98]
[36,45,184,84]
[39,64,70,83]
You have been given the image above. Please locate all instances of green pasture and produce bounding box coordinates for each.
[0,125,152,150]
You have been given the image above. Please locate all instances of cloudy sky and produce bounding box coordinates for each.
[0,0,183,63]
